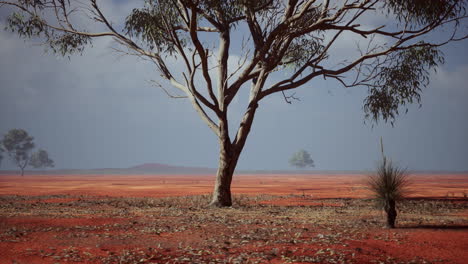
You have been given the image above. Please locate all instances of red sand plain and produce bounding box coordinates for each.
[1,173,467,198]
[0,173,467,263]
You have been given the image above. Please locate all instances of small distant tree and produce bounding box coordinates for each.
[2,129,35,176]
[367,138,409,228]
[29,149,54,169]
[0,145,4,167]
[289,149,315,168]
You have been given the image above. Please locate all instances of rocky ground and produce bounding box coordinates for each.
[0,194,467,264]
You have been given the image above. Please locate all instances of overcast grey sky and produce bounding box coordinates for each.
[0,1,467,171]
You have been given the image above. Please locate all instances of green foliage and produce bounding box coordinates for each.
[289,149,314,168]
[47,33,91,56]
[364,45,444,124]
[199,0,244,22]
[15,0,46,9]
[125,0,182,53]
[198,0,272,24]
[5,8,91,56]
[124,0,273,53]
[282,36,324,69]
[384,0,466,27]
[29,149,54,169]
[6,12,44,38]
[2,129,35,172]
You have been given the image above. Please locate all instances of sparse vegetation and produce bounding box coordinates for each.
[1,129,54,175]
[367,139,410,228]
[1,129,35,176]
[0,193,466,263]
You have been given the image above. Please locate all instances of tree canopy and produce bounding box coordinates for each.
[289,149,315,168]
[1,129,35,176]
[2,1,465,124]
[1,129,55,175]
[29,149,54,169]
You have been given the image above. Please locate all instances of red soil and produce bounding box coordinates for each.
[1,173,466,198]
[0,173,467,263]
[344,228,468,264]
[259,197,344,207]
[0,216,136,263]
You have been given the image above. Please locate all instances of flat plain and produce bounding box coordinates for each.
[0,173,467,263]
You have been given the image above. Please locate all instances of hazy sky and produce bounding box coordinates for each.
[0,1,467,171]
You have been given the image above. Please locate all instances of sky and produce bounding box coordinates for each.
[0,1,467,171]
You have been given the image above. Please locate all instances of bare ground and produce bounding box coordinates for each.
[0,193,467,264]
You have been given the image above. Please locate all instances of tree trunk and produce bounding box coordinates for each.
[385,199,397,228]
[209,149,239,207]
[209,120,240,207]
[18,159,28,177]
[209,90,260,207]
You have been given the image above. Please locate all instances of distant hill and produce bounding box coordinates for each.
[126,163,216,174]
[130,163,174,171]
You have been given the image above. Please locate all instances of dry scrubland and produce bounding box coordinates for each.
[0,174,467,264]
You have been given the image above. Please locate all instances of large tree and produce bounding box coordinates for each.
[1,129,35,176]
[1,0,466,206]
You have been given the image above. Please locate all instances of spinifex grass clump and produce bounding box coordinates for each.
[367,139,410,228]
